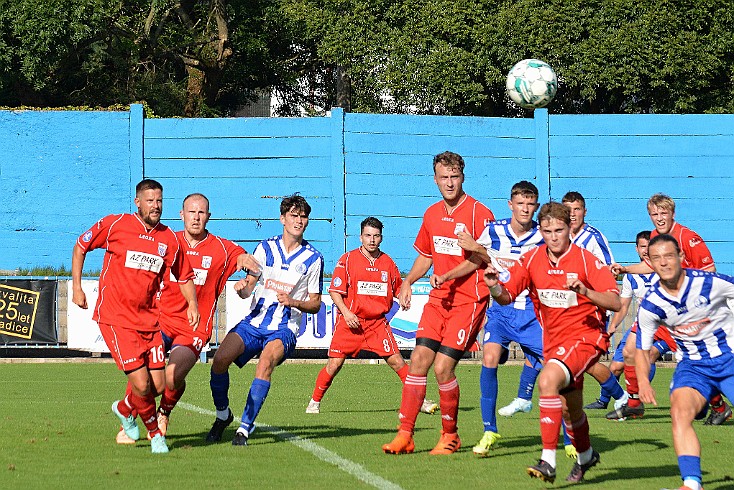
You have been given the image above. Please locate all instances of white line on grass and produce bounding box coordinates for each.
[178,402,404,490]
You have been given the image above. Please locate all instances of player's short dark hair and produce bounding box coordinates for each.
[361,217,383,233]
[561,191,585,207]
[511,180,539,199]
[182,193,210,210]
[636,230,651,244]
[537,201,571,226]
[280,193,311,217]
[433,151,465,174]
[648,234,680,254]
[136,179,163,196]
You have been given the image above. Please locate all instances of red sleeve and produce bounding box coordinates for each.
[76,214,118,252]
[222,238,247,279]
[681,230,715,270]
[329,253,349,295]
[391,260,403,296]
[414,219,432,257]
[473,204,495,239]
[584,251,619,294]
[501,256,532,301]
[170,243,195,283]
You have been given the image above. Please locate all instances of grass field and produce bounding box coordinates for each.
[2,361,734,490]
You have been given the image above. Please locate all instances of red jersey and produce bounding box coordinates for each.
[502,243,619,355]
[649,222,714,270]
[76,214,194,332]
[157,231,246,339]
[329,247,402,320]
[414,194,494,306]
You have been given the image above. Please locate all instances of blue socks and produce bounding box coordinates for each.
[210,368,230,411]
[240,378,271,432]
[600,372,624,401]
[678,455,702,486]
[518,364,540,400]
[480,366,498,432]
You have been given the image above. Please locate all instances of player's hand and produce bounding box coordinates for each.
[276,291,294,307]
[457,231,480,253]
[237,253,261,277]
[343,311,360,329]
[638,384,657,406]
[483,264,500,288]
[610,263,625,275]
[187,304,200,331]
[398,283,412,310]
[566,277,587,296]
[72,287,88,309]
[234,278,249,298]
[607,324,617,336]
[430,274,445,289]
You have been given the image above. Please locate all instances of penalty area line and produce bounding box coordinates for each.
[178,402,404,490]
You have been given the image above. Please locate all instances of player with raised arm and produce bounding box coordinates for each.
[306,217,437,415]
[635,234,734,490]
[151,193,259,437]
[71,179,199,454]
[486,202,621,483]
[206,194,323,445]
[382,151,494,455]
[558,192,628,413]
[611,193,730,425]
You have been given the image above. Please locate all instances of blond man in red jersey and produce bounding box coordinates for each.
[383,151,494,455]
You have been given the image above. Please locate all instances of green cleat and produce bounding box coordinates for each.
[150,433,169,454]
[565,444,578,459]
[472,431,501,457]
[112,401,140,441]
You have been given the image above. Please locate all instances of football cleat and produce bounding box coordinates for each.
[306,399,321,414]
[527,459,556,483]
[116,426,136,445]
[583,399,609,410]
[205,410,234,443]
[498,397,533,417]
[112,401,140,441]
[565,444,578,459]
[472,431,501,457]
[150,433,169,454]
[606,403,644,420]
[420,398,439,415]
[704,403,732,425]
[382,430,415,455]
[232,431,249,446]
[429,431,461,455]
[566,450,600,483]
[613,392,630,411]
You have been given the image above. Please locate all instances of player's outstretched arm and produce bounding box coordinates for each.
[634,348,657,406]
[607,296,632,335]
[278,291,321,314]
[236,252,261,277]
[612,261,653,275]
[234,275,258,299]
[179,279,200,330]
[398,255,433,310]
[432,254,483,289]
[71,244,88,309]
[566,278,621,312]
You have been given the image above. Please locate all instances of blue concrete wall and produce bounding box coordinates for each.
[1,106,732,274]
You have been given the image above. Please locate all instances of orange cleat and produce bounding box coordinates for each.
[429,431,461,455]
[382,430,415,454]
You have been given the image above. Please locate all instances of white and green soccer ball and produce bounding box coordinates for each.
[506,59,558,109]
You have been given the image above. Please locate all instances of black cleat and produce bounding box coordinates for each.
[606,403,644,420]
[704,403,732,425]
[566,450,600,483]
[584,399,609,410]
[205,411,234,443]
[527,459,556,483]
[232,431,249,446]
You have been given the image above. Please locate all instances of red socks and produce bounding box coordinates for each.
[539,396,563,449]
[311,367,335,402]
[399,375,427,433]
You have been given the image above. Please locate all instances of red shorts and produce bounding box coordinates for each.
[417,300,488,352]
[328,317,399,358]
[630,321,677,352]
[545,337,606,391]
[98,323,165,372]
[159,316,212,356]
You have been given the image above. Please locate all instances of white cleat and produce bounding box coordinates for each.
[498,397,533,417]
[306,399,321,414]
[613,392,629,411]
[421,398,439,414]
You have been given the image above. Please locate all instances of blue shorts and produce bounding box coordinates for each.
[671,353,734,402]
[483,305,543,370]
[615,328,671,363]
[230,320,297,368]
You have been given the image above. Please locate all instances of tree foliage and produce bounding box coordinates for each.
[0,0,732,116]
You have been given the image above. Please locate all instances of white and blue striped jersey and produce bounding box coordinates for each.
[243,235,324,334]
[571,223,615,265]
[620,272,658,301]
[637,269,734,361]
[477,218,544,310]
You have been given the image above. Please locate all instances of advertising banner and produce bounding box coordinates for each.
[0,279,57,344]
[66,280,109,352]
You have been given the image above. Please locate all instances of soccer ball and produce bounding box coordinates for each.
[506,59,558,109]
